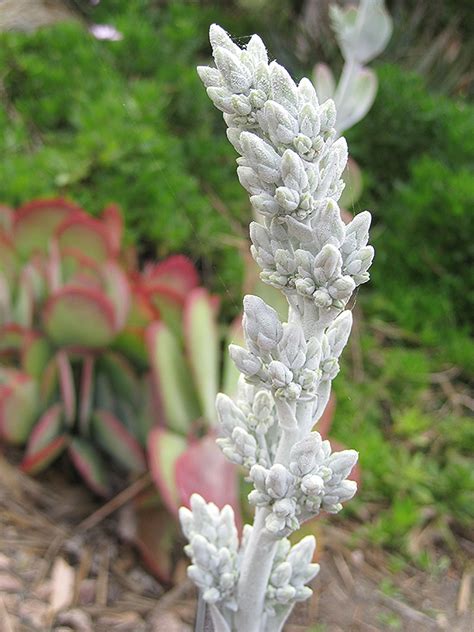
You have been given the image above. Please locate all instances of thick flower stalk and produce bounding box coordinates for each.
[179,25,374,632]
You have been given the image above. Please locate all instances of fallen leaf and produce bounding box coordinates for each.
[49,557,75,613]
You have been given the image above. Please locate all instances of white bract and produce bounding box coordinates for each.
[180,24,375,632]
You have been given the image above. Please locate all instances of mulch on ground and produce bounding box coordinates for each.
[0,455,471,631]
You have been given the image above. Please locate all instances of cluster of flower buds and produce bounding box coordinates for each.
[265,535,320,617]
[228,296,352,419]
[179,494,239,611]
[216,384,278,470]
[198,25,374,319]
[249,432,358,535]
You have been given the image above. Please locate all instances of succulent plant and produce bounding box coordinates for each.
[0,197,244,580]
[0,198,206,495]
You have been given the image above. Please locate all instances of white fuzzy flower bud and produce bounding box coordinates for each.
[229,344,262,377]
[271,562,292,587]
[266,463,294,498]
[243,295,283,354]
[289,433,322,476]
[278,323,307,370]
[214,47,253,93]
[268,360,293,388]
[275,186,300,212]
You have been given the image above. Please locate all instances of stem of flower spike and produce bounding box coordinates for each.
[234,507,277,632]
[236,302,319,631]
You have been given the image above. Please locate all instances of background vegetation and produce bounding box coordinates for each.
[1,0,472,570]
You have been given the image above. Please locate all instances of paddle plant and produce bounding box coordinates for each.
[136,296,244,582]
[0,198,220,497]
[179,25,374,631]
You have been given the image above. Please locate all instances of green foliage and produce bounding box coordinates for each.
[367,158,474,364]
[0,2,250,316]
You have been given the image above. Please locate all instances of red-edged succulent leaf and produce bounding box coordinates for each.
[100,205,123,257]
[127,287,159,328]
[56,215,113,263]
[14,198,82,257]
[0,273,12,329]
[60,248,101,286]
[0,371,39,444]
[135,372,164,445]
[40,357,59,405]
[94,372,115,413]
[316,393,336,439]
[0,324,27,355]
[58,248,101,285]
[21,435,68,474]
[113,329,149,367]
[102,262,130,331]
[14,268,36,328]
[56,351,76,425]
[45,240,61,293]
[146,285,185,339]
[222,315,244,398]
[44,286,117,348]
[24,403,63,453]
[175,434,241,522]
[68,438,109,497]
[147,427,187,516]
[98,352,140,406]
[117,288,158,364]
[142,255,199,300]
[79,355,94,432]
[146,322,199,434]
[130,505,177,583]
[92,409,146,472]
[21,333,52,378]
[183,288,219,426]
[20,403,66,474]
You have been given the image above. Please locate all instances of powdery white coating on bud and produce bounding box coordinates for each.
[197,22,374,320]
[243,295,283,354]
[265,534,320,617]
[278,323,307,370]
[179,494,239,612]
[228,344,262,377]
[247,433,358,536]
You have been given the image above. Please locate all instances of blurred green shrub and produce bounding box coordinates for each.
[0,1,251,316]
[346,63,474,366]
[370,157,474,353]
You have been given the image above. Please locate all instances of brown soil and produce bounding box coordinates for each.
[0,456,471,632]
